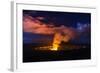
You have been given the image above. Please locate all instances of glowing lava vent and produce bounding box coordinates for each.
[51,33,63,51]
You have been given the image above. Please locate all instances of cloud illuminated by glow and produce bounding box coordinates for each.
[23,15,78,43]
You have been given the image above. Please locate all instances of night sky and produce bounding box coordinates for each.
[23,10,91,27]
[23,10,91,44]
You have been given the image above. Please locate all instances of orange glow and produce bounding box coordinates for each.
[51,33,63,51]
[51,43,59,51]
